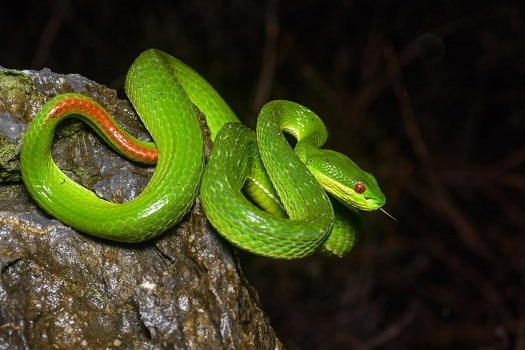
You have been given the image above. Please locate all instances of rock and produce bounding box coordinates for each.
[0,66,283,349]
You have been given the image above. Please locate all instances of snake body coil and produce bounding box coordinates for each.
[20,49,386,258]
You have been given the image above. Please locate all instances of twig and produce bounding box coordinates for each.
[31,0,70,68]
[250,0,279,122]
[383,44,493,259]
[357,301,418,350]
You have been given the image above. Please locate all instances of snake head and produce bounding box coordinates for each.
[304,149,386,211]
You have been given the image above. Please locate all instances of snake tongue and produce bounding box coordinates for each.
[379,207,396,220]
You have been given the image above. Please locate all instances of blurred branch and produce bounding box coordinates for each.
[440,147,525,232]
[31,0,69,68]
[383,44,493,259]
[251,0,279,122]
[357,301,418,350]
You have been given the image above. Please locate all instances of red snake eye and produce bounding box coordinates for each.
[354,182,366,194]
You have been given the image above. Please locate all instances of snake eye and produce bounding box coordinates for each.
[354,182,366,194]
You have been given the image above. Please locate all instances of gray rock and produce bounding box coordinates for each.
[0,66,282,349]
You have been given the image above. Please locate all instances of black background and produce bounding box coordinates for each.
[1,1,523,348]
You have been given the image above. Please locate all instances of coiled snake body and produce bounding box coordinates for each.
[20,49,386,259]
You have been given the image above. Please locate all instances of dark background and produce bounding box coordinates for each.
[2,0,523,348]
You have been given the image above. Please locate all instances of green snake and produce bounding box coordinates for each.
[20,49,386,258]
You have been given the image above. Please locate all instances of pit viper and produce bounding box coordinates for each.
[20,49,386,258]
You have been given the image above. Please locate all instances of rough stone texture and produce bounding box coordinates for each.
[0,66,283,349]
